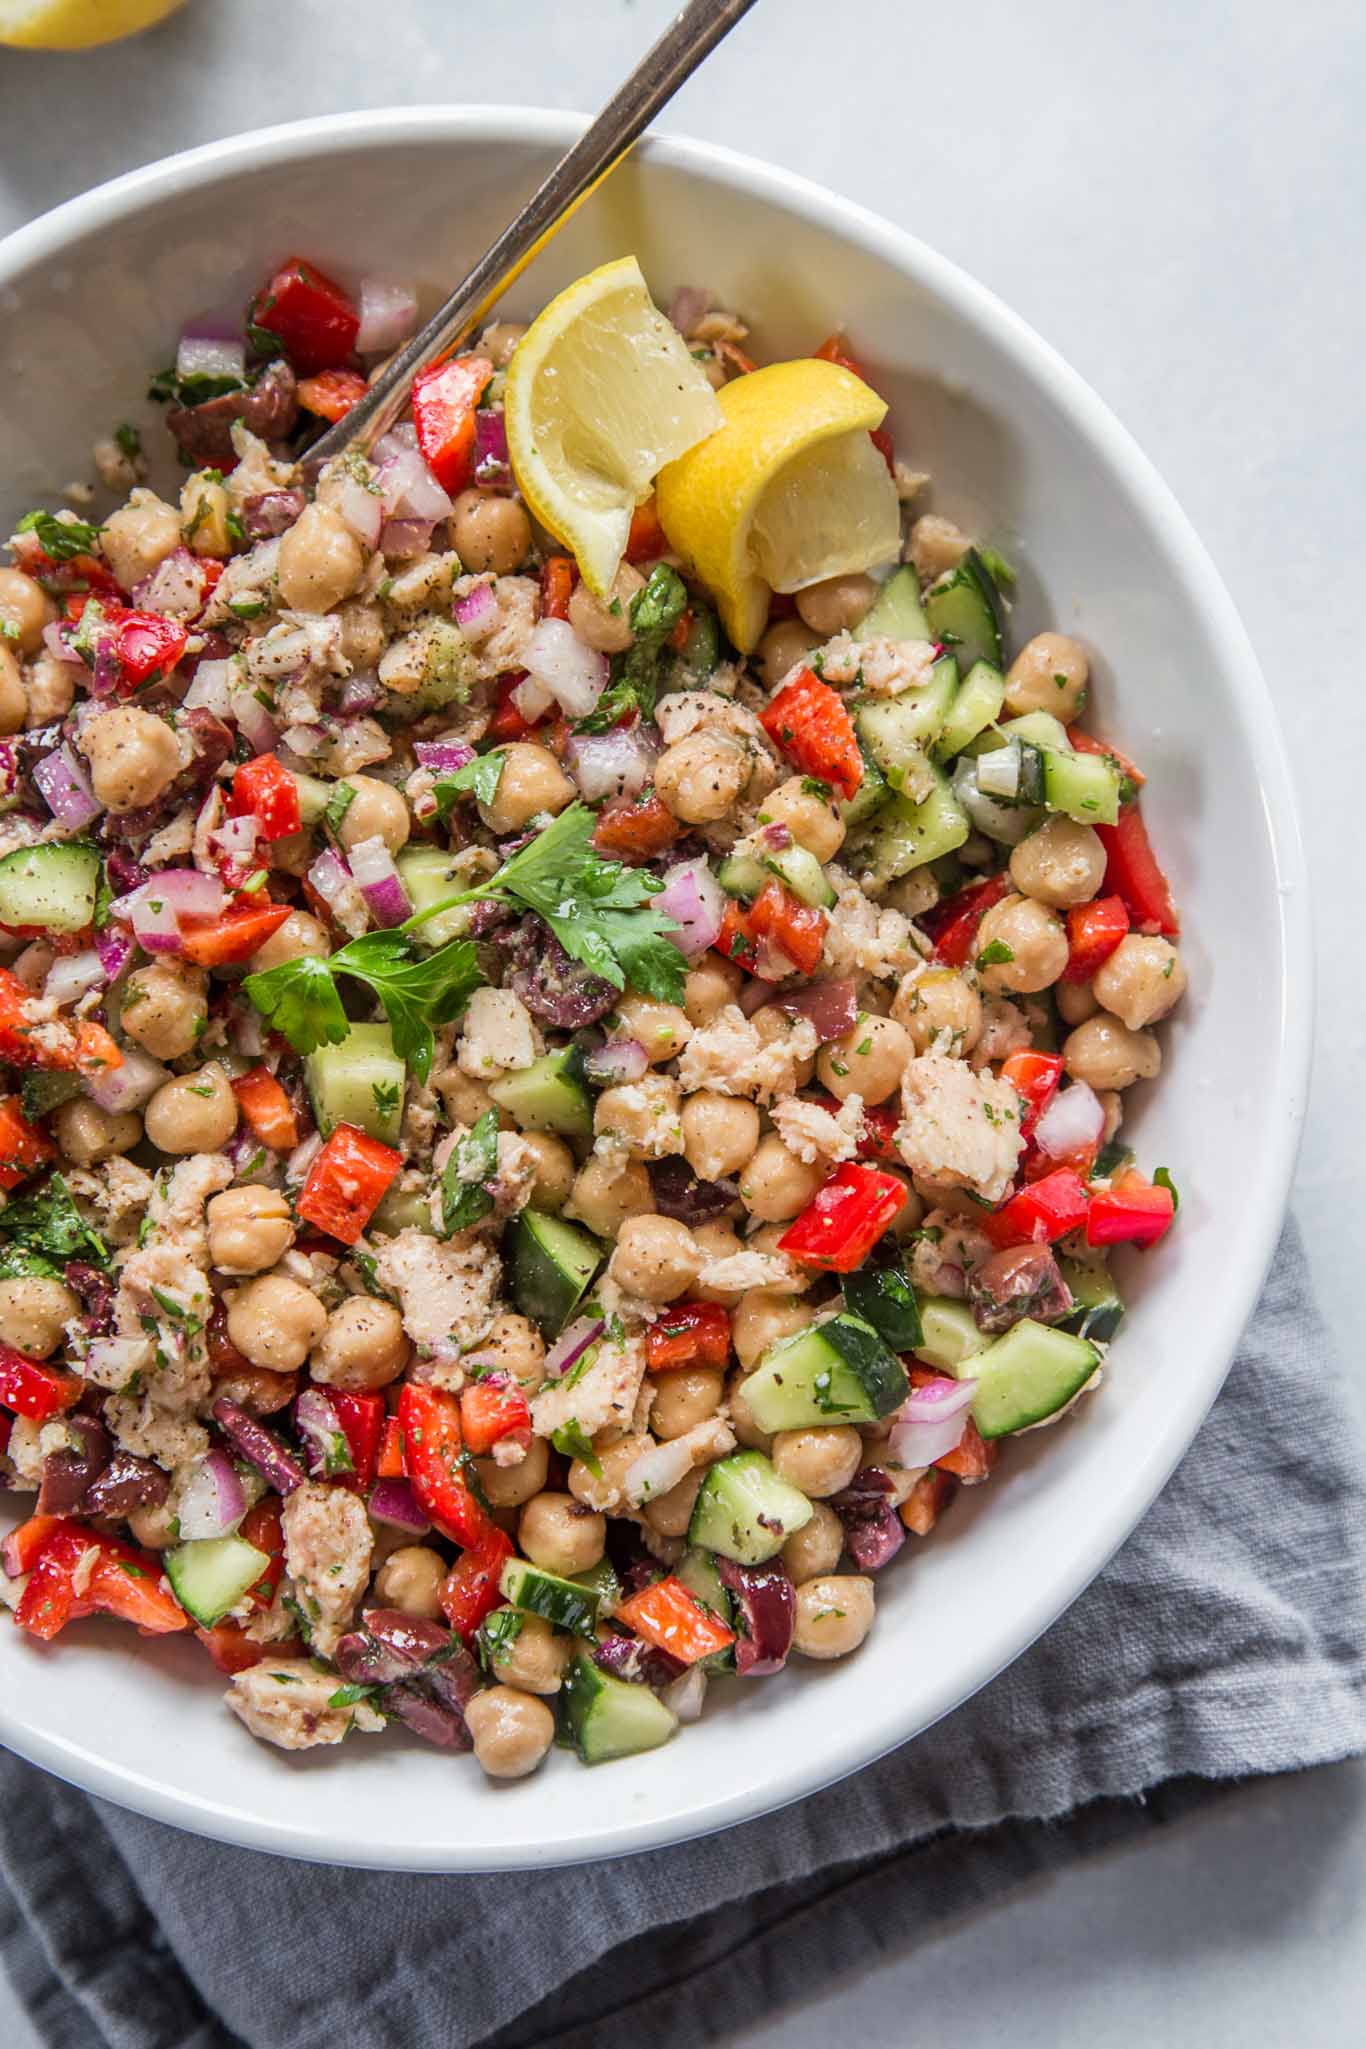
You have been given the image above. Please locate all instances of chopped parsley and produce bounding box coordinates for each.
[477,1607,524,1673]
[13,509,102,561]
[244,930,483,1087]
[551,1419,602,1475]
[0,1173,108,1278]
[114,422,142,463]
[371,1079,401,1125]
[147,364,247,407]
[440,1109,499,1235]
[434,751,505,817]
[573,562,688,733]
[1153,1166,1180,1212]
[976,939,1015,968]
[327,1682,377,1709]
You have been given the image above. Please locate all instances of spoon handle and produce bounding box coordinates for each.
[309,0,760,464]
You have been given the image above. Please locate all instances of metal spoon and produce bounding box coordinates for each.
[308,0,760,466]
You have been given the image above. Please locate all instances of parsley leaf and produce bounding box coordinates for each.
[242,954,349,1060]
[0,1173,108,1271]
[244,934,483,1086]
[114,422,142,462]
[1153,1166,1180,1213]
[976,939,1015,968]
[147,365,247,407]
[573,562,688,733]
[441,1109,500,1235]
[328,1682,376,1710]
[323,781,357,838]
[14,510,102,561]
[434,752,505,818]
[551,1419,601,1476]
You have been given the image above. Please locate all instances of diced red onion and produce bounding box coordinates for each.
[545,1315,605,1379]
[1033,1080,1106,1160]
[656,858,725,958]
[453,582,497,635]
[84,1042,170,1114]
[43,949,105,1007]
[307,847,368,937]
[584,1037,648,1086]
[182,657,234,718]
[511,673,554,722]
[334,471,384,549]
[623,1436,694,1508]
[128,892,183,955]
[661,1665,707,1722]
[348,834,413,928]
[95,926,133,984]
[565,724,658,803]
[380,517,437,558]
[42,619,82,666]
[368,1478,431,1535]
[209,814,257,864]
[520,619,608,719]
[134,869,226,921]
[669,285,714,335]
[211,1398,306,1497]
[758,822,793,852]
[413,740,475,774]
[888,1376,977,1468]
[176,332,246,385]
[229,681,278,756]
[373,432,454,521]
[33,744,101,830]
[229,1002,265,1059]
[339,671,381,714]
[772,978,860,1042]
[293,1388,356,1482]
[473,410,510,487]
[177,1448,247,1541]
[356,278,420,356]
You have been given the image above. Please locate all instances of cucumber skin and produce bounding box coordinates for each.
[743,1314,909,1433]
[687,1450,813,1565]
[969,1319,1100,1438]
[855,564,931,643]
[510,1210,601,1336]
[499,1558,600,1636]
[561,1653,678,1763]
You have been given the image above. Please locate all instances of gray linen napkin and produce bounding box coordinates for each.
[2,1220,1364,2049]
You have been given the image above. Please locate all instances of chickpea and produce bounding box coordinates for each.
[144,1062,237,1155]
[689,1219,745,1304]
[180,471,231,558]
[519,1491,605,1575]
[608,1215,702,1303]
[206,1186,295,1276]
[907,514,969,582]
[654,731,750,825]
[642,1463,706,1539]
[248,908,330,973]
[0,1276,79,1358]
[448,489,532,576]
[119,960,208,1061]
[516,1131,575,1212]
[614,994,691,1066]
[51,1097,140,1167]
[732,1289,813,1371]
[373,1544,447,1621]
[0,566,56,654]
[882,1170,925,1239]
[893,967,982,1057]
[1056,977,1099,1026]
[478,742,574,835]
[276,501,364,614]
[128,1498,179,1550]
[783,1500,845,1583]
[1092,935,1186,1032]
[1004,632,1090,719]
[480,320,528,368]
[0,646,26,736]
[819,1013,912,1104]
[739,1136,824,1223]
[791,1574,876,1659]
[566,1153,654,1237]
[568,561,645,655]
[974,895,1069,995]
[466,1685,555,1779]
[772,1425,863,1499]
[473,1312,547,1394]
[795,571,879,637]
[568,1432,653,1511]
[727,1369,774,1452]
[684,953,743,1027]
[483,1609,571,1694]
[99,489,181,590]
[79,706,182,813]
[22,649,75,725]
[755,616,821,692]
[334,773,411,856]
[594,1074,682,1159]
[651,1366,724,1439]
[1009,816,1105,910]
[682,1090,759,1183]
[226,1272,328,1373]
[1063,1013,1161,1091]
[437,1069,498,1129]
[311,1295,409,1390]
[337,599,386,669]
[758,776,846,863]
[476,1434,549,1508]
[210,1365,298,1418]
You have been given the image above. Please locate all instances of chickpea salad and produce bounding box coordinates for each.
[0,257,1185,1778]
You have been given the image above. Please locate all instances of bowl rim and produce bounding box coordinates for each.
[0,104,1313,1871]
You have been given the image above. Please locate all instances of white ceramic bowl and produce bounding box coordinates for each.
[0,108,1310,1871]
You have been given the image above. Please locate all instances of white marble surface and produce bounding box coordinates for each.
[1,0,1364,2041]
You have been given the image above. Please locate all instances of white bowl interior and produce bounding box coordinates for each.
[0,111,1309,1869]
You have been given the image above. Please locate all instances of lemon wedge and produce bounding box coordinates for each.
[0,0,184,46]
[655,358,901,652]
[504,256,723,596]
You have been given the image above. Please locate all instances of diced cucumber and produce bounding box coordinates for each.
[673,605,721,681]
[1059,1258,1125,1343]
[369,1184,435,1236]
[842,1261,923,1351]
[914,1297,991,1375]
[933,660,1005,763]
[1040,747,1121,826]
[717,852,766,901]
[688,1450,813,1564]
[970,711,1070,757]
[20,1070,79,1120]
[570,1557,623,1618]
[291,772,332,826]
[718,841,834,910]
[855,656,959,785]
[839,747,888,827]
[743,1313,909,1432]
[855,563,931,642]
[970,1318,1100,1438]
[510,1209,602,1335]
[0,842,100,934]
[163,1535,269,1629]
[397,846,471,949]
[855,767,970,883]
[500,1557,600,1635]
[305,1022,405,1145]
[923,550,1003,671]
[561,1652,678,1764]
[489,1049,592,1138]
[675,1545,736,1672]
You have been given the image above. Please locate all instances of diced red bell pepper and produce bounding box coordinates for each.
[983,1166,1091,1249]
[2,1512,63,1579]
[458,1380,532,1457]
[646,1302,732,1372]
[715,898,758,969]
[935,1417,997,1483]
[759,668,863,802]
[0,1095,56,1191]
[625,496,668,564]
[747,878,828,977]
[1067,725,1146,790]
[229,752,302,842]
[439,1526,515,1642]
[616,1575,736,1666]
[778,1162,909,1273]
[593,788,680,863]
[1095,804,1179,937]
[0,1347,82,1422]
[398,1383,498,1549]
[14,1521,188,1641]
[922,872,1013,967]
[1085,1170,1175,1249]
[249,257,360,375]
[1000,1049,1064,1138]
[296,367,369,422]
[899,1465,957,1534]
[179,901,292,968]
[110,609,189,689]
[815,332,865,379]
[377,1415,405,1479]
[25,548,121,598]
[231,1065,300,1151]
[327,1389,387,1491]
[539,554,576,621]
[1063,894,1130,983]
[869,424,896,474]
[486,672,543,742]
[410,354,494,494]
[239,1499,286,1611]
[195,1621,269,1674]
[0,968,122,1077]
[296,1124,401,1246]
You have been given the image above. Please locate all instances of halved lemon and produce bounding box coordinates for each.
[655,358,901,652]
[504,256,723,596]
[0,0,185,46]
